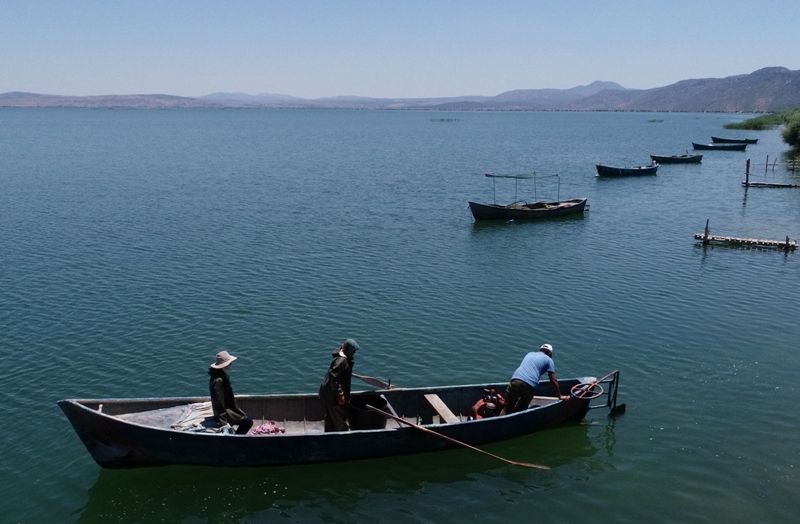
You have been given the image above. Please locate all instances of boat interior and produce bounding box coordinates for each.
[75,381,581,436]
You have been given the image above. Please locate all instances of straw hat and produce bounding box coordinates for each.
[210,351,237,369]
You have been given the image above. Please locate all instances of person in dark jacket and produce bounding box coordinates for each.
[318,339,359,432]
[208,351,253,435]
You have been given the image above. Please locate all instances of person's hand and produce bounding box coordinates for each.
[337,394,346,406]
[559,395,570,401]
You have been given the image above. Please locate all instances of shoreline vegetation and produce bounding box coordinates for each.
[725,108,800,148]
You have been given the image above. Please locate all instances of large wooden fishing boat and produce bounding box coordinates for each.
[59,373,620,468]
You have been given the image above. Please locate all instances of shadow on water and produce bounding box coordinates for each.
[469,212,587,233]
[76,423,610,523]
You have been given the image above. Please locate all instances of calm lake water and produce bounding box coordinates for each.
[1,108,799,523]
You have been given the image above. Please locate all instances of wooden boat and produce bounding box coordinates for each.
[595,163,658,177]
[59,373,620,468]
[711,136,758,144]
[469,172,587,221]
[692,142,747,151]
[469,198,587,221]
[649,154,702,164]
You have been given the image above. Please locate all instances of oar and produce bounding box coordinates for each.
[366,405,549,470]
[353,373,397,389]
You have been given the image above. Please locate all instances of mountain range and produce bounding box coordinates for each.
[2,67,799,112]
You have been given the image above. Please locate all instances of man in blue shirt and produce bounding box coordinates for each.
[500,343,570,415]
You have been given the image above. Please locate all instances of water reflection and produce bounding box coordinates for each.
[469,212,587,232]
[77,423,611,523]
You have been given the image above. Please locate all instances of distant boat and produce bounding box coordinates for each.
[595,163,659,177]
[649,154,703,164]
[711,136,758,144]
[692,142,747,151]
[469,172,587,221]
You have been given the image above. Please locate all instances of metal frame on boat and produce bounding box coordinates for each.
[59,373,621,468]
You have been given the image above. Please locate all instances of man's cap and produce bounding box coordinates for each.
[540,343,553,353]
[344,339,360,351]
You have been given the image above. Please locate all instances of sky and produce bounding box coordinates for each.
[2,0,800,99]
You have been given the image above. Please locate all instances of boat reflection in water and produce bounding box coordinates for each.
[76,421,613,523]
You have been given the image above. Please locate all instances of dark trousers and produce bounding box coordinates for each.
[323,402,349,432]
[235,416,253,435]
[500,379,537,415]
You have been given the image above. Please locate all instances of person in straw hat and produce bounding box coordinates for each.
[208,351,253,435]
[499,343,570,416]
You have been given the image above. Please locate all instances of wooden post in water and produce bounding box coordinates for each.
[703,219,710,244]
[745,159,750,186]
[765,155,769,173]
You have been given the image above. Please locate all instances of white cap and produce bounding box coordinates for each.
[540,343,553,353]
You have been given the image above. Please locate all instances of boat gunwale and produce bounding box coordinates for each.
[59,378,593,436]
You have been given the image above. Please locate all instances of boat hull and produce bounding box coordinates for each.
[59,381,593,468]
[649,154,702,164]
[595,164,658,177]
[692,142,747,151]
[711,136,758,144]
[468,198,587,221]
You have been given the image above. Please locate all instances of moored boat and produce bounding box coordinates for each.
[59,374,620,468]
[469,172,587,221]
[692,142,747,151]
[711,136,758,144]
[649,154,703,164]
[595,163,658,177]
[469,198,588,221]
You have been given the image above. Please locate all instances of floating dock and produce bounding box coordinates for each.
[742,158,800,188]
[695,220,796,251]
[742,181,800,188]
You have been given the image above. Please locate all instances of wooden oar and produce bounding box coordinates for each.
[366,405,549,470]
[353,373,397,389]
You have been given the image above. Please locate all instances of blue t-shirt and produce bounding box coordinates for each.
[511,351,555,387]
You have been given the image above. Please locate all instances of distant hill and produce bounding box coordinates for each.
[2,68,799,111]
[0,91,219,108]
[487,81,626,109]
[569,67,800,112]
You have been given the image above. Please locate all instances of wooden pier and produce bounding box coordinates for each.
[695,220,797,251]
[743,158,800,188]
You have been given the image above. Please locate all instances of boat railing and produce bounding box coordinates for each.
[484,172,560,204]
[586,370,620,413]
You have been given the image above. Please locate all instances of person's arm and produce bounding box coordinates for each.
[329,357,347,405]
[210,378,229,425]
[548,371,570,401]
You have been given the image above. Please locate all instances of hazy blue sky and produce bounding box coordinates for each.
[3,0,799,98]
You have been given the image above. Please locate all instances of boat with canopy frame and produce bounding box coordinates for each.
[469,172,587,221]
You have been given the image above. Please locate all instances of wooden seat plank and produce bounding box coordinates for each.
[423,394,460,424]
